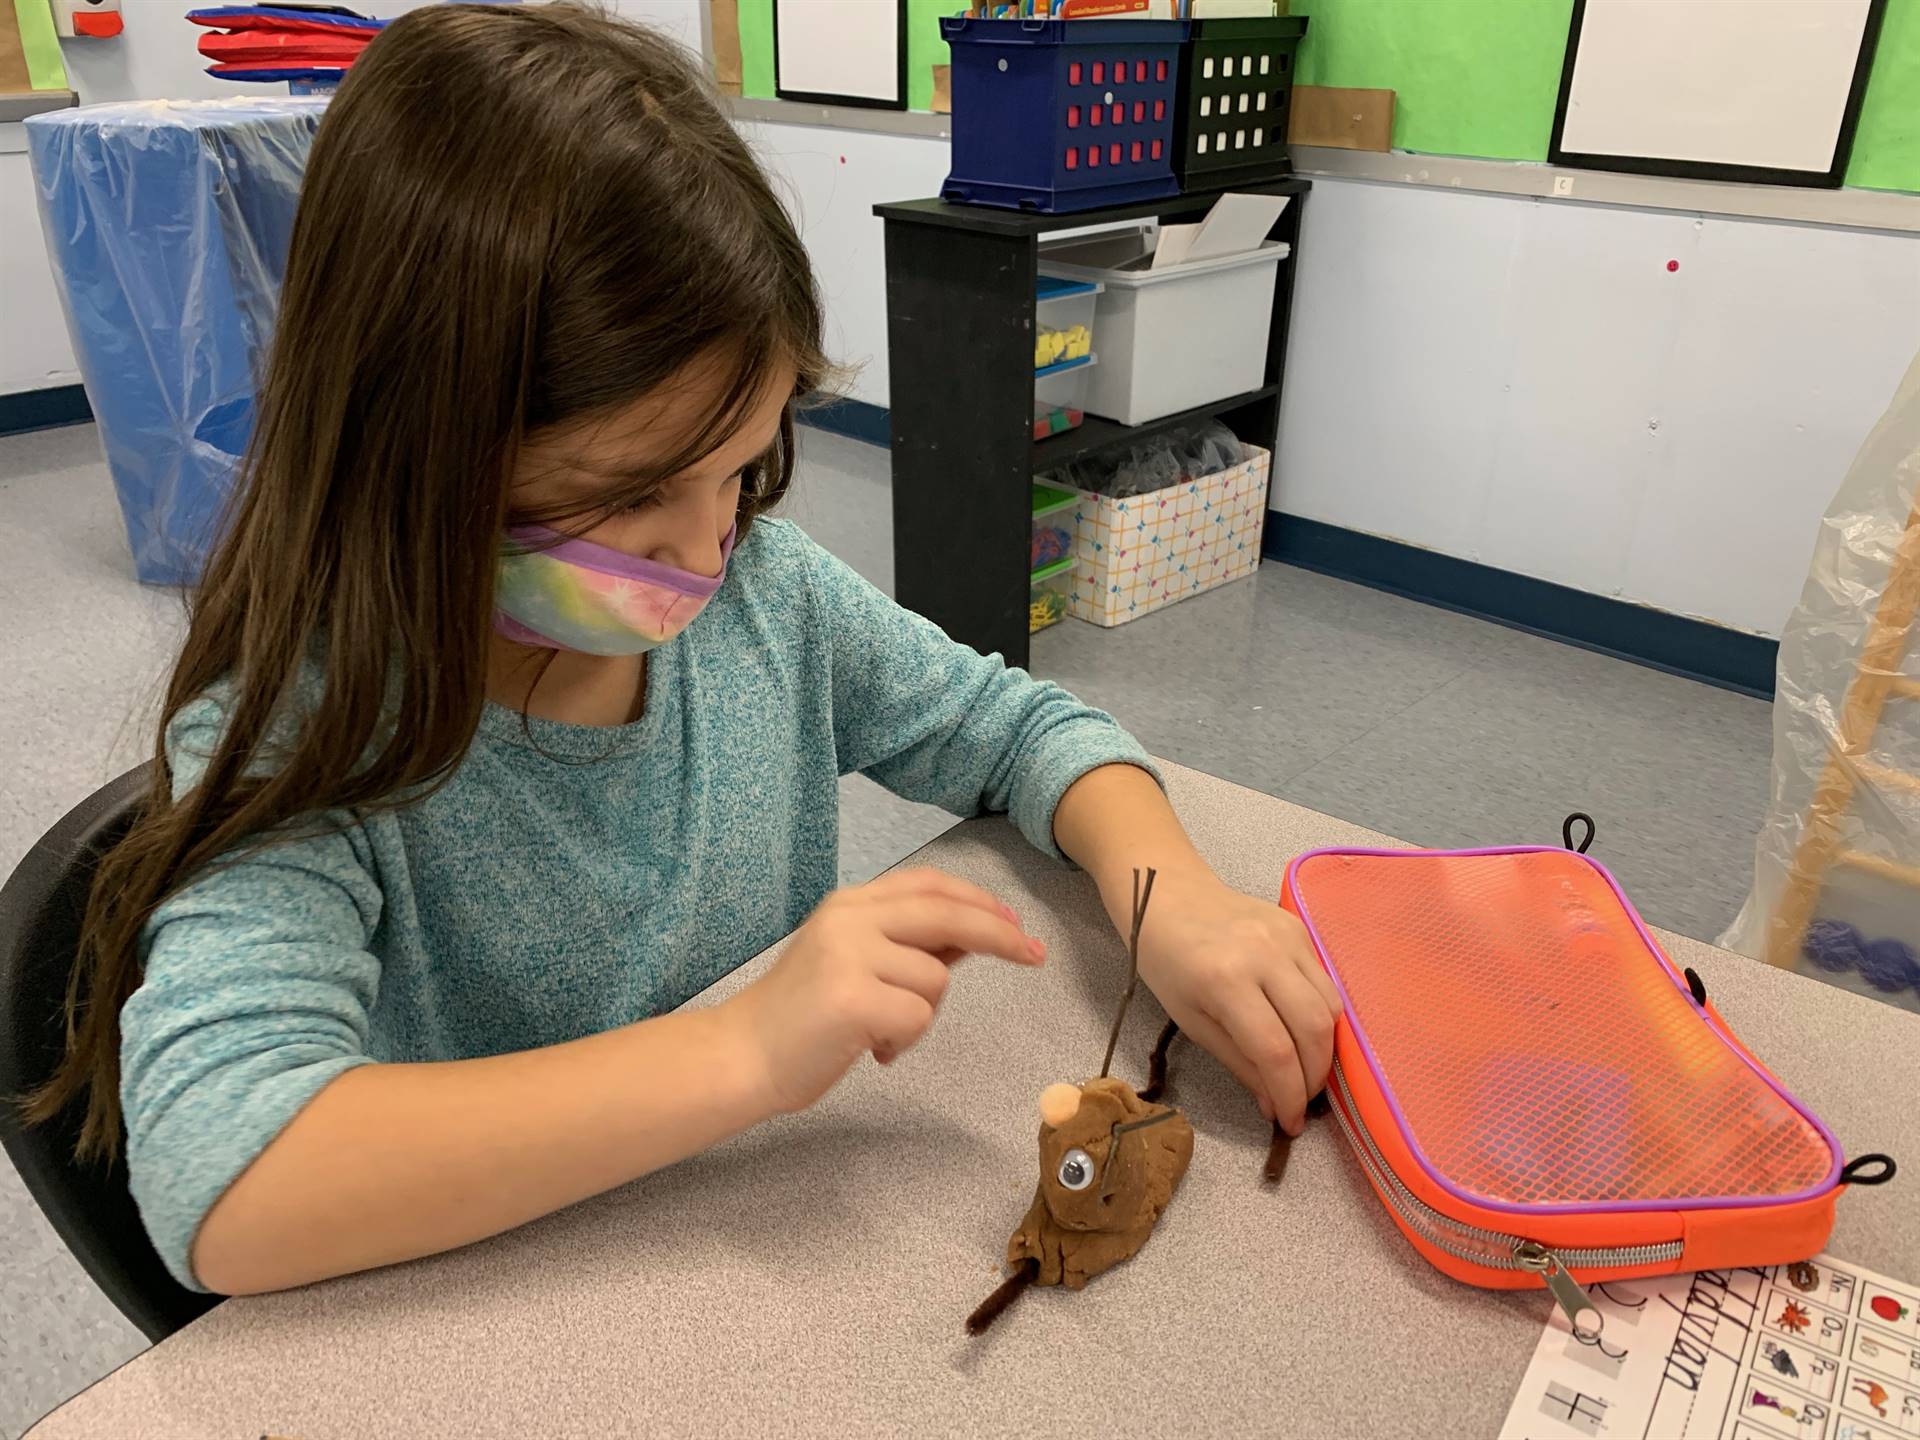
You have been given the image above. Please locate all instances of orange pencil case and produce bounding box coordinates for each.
[1280,841,1896,1336]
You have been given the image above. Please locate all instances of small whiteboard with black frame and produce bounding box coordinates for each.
[773,0,906,111]
[1549,0,1886,189]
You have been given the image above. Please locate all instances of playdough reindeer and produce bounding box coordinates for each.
[966,869,1195,1334]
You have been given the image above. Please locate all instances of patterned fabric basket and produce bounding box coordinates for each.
[1063,444,1269,627]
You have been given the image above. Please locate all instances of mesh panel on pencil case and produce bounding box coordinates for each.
[1292,848,1834,1208]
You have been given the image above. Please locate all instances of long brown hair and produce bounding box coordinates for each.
[27,2,827,1158]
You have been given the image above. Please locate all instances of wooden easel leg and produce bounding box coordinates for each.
[1766,499,1920,969]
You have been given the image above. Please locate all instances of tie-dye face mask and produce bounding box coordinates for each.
[492,523,736,655]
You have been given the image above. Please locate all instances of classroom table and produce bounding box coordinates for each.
[27,763,1920,1438]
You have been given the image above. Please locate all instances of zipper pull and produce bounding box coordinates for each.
[1515,1241,1603,1342]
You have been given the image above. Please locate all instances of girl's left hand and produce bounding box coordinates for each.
[1133,869,1343,1136]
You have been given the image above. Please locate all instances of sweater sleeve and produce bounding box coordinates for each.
[798,527,1159,859]
[120,695,383,1291]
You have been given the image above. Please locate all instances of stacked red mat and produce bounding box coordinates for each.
[189,4,386,85]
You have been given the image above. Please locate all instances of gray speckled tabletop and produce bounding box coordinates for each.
[28,764,1920,1439]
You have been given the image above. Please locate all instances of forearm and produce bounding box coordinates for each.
[1053,763,1210,934]
[192,1002,770,1294]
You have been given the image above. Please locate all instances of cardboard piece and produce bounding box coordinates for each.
[708,0,742,96]
[1148,192,1289,272]
[1287,84,1395,152]
[1182,191,1289,264]
[1,7,35,95]
[1150,222,1199,271]
[1191,0,1280,16]
[930,62,948,114]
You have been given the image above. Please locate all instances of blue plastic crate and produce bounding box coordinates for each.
[940,18,1186,215]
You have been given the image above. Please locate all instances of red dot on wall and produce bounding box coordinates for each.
[1666,259,1679,272]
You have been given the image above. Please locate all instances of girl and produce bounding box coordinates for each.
[31,3,1340,1297]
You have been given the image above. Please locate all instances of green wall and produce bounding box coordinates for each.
[1291,0,1919,193]
[738,0,949,113]
[734,0,1920,194]
[1849,0,1920,192]
[1289,0,1573,163]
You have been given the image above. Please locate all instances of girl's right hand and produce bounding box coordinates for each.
[724,868,1047,1114]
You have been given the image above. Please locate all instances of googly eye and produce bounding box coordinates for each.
[1057,1148,1095,1191]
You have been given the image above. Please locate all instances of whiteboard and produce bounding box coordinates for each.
[773,0,905,110]
[1551,0,1881,185]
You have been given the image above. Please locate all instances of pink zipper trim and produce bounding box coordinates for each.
[1285,845,1844,1217]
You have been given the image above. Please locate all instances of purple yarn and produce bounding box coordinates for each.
[1803,918,1919,994]
[1802,918,1864,974]
[1858,936,1920,993]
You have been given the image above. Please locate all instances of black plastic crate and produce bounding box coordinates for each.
[1172,16,1307,193]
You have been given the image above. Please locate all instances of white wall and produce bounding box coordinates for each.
[1273,178,1920,637]
[0,0,692,395]
[738,120,950,408]
[741,123,1920,637]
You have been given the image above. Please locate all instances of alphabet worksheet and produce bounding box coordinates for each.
[1499,1254,1920,1440]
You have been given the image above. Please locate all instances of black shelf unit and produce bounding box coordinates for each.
[875,177,1309,668]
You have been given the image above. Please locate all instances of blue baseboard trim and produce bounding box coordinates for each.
[796,394,890,448]
[1263,513,1778,700]
[0,383,92,436]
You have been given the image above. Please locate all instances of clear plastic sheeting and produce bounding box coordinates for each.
[1720,348,1920,1013]
[1036,420,1245,499]
[25,98,326,585]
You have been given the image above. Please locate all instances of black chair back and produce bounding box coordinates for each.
[0,765,220,1340]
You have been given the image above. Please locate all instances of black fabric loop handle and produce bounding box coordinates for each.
[1840,1154,1897,1186]
[1683,967,1707,1006]
[1562,812,1595,854]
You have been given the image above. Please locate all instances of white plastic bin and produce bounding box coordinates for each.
[1039,227,1287,426]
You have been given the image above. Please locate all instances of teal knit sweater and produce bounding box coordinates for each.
[121,519,1152,1290]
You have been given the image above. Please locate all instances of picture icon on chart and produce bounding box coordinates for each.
[1838,1361,1920,1435]
[1859,1282,1920,1340]
[1851,1328,1920,1385]
[1759,1336,1839,1401]
[1743,1384,1830,1437]
[1851,1377,1891,1417]
[1768,1289,1850,1355]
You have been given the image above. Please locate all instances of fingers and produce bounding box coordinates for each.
[866,867,1025,928]
[1261,964,1337,1115]
[1166,1006,1273,1118]
[871,942,953,1009]
[862,979,935,1066]
[870,895,1045,967]
[1214,994,1309,1137]
[1281,914,1344,1019]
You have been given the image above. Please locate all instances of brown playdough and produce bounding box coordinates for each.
[1010,1076,1194,1289]
[964,868,1196,1335]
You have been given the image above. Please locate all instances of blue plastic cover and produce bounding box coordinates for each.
[187,5,384,30]
[25,97,326,584]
